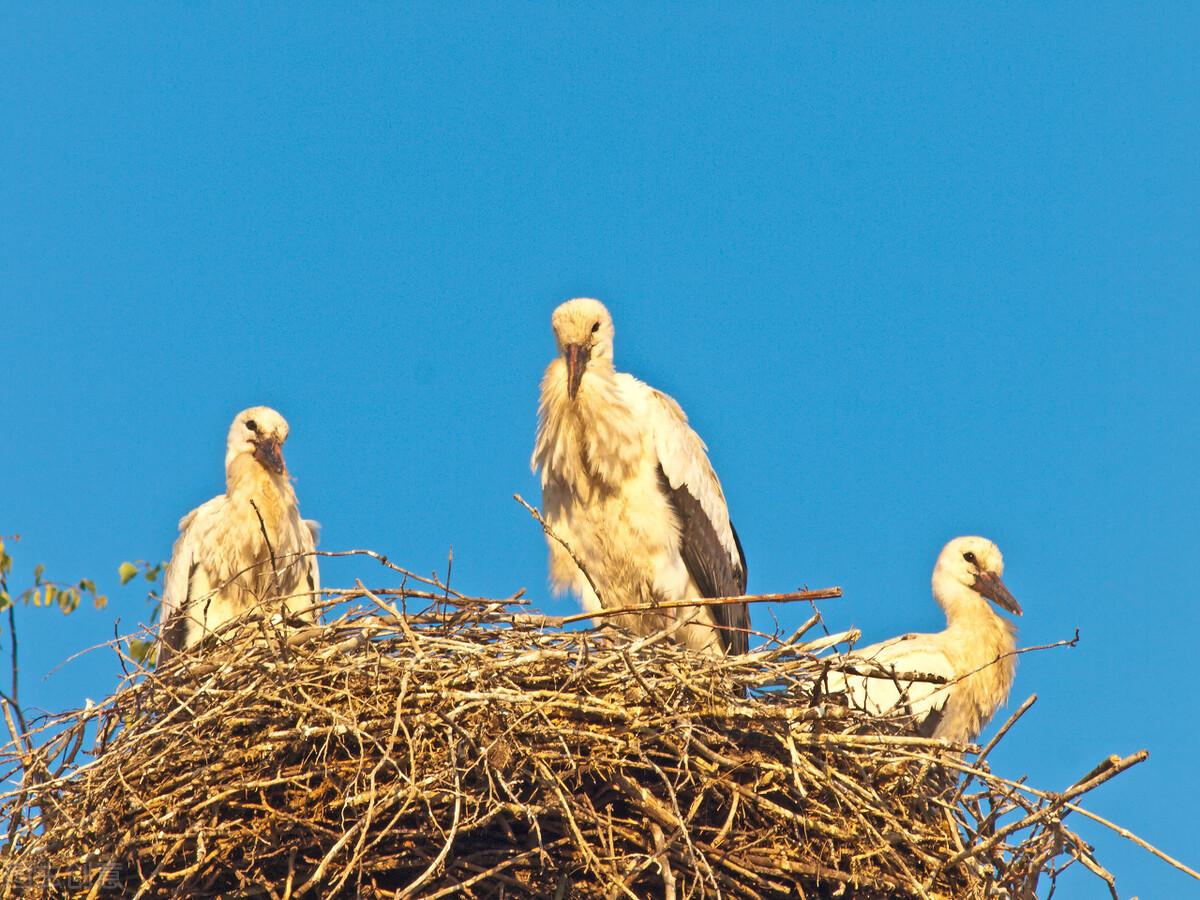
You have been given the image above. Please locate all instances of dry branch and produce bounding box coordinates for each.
[0,572,1174,898]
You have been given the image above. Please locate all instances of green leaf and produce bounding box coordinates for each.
[79,578,96,594]
[33,563,45,584]
[128,638,156,667]
[119,562,138,585]
[0,592,10,611]
[58,587,78,614]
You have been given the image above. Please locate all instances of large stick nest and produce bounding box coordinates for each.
[0,572,1138,898]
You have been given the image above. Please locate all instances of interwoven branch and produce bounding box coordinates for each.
[0,568,1170,898]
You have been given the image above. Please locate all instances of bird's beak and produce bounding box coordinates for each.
[565,343,590,400]
[974,571,1022,616]
[253,436,286,475]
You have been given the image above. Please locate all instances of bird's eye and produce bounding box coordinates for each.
[963,551,978,565]
[591,321,600,334]
[246,419,258,433]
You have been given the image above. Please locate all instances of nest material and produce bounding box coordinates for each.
[0,582,1135,898]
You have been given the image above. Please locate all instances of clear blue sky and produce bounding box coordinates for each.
[3,5,1197,895]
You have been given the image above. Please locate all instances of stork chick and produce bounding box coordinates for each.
[532,298,749,654]
[159,407,320,662]
[826,536,1021,743]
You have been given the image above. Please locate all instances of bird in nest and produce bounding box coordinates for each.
[158,406,320,663]
[824,536,1022,743]
[532,298,749,655]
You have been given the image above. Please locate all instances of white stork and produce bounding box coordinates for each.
[531,298,749,655]
[159,407,320,662]
[825,536,1022,743]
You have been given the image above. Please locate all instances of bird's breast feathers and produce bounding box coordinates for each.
[533,363,644,494]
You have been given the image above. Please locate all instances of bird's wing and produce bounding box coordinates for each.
[301,518,321,599]
[159,496,223,656]
[827,634,954,735]
[641,383,749,653]
[304,519,321,547]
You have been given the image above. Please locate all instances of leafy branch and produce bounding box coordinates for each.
[0,535,108,742]
[0,536,108,617]
[118,559,165,667]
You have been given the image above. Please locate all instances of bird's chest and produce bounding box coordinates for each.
[552,404,646,500]
[939,626,1017,739]
[563,466,679,596]
[238,492,299,553]
[213,490,305,592]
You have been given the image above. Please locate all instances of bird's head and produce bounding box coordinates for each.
[226,406,290,476]
[935,536,1022,616]
[551,298,615,400]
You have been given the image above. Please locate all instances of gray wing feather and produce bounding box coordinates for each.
[657,466,749,654]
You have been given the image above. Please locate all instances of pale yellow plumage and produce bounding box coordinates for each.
[532,298,748,655]
[159,407,320,661]
[826,536,1021,743]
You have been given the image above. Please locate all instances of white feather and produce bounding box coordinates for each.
[159,407,320,660]
[825,537,1020,743]
[532,299,746,655]
[642,385,740,567]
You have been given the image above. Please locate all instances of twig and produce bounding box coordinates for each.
[249,498,280,590]
[555,588,843,627]
[934,751,1149,878]
[513,493,605,606]
[0,559,1173,899]
[315,549,468,598]
[1061,798,1200,883]
[5,606,25,735]
[950,693,1038,807]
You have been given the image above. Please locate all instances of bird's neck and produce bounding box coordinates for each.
[225,454,296,514]
[533,358,642,495]
[934,575,1017,658]
[930,577,1019,741]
